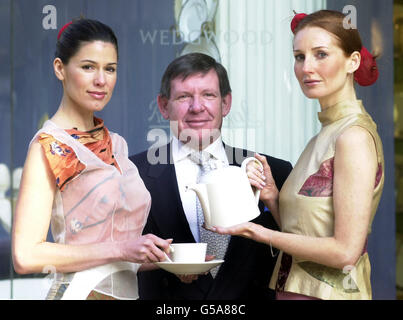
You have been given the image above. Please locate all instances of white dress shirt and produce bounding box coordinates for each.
[171,135,229,242]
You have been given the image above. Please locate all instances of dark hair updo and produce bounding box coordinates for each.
[55,18,118,64]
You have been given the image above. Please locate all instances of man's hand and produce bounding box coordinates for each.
[176,254,216,283]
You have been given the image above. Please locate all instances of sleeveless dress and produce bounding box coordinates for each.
[31,120,151,300]
[269,100,384,300]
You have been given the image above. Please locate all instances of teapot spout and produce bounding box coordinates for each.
[186,184,211,225]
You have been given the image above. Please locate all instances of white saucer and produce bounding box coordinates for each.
[155,260,224,275]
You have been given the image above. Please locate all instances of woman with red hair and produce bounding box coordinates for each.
[210,10,384,300]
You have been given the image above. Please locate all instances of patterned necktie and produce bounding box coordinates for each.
[189,151,230,278]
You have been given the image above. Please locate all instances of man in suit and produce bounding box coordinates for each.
[130,53,292,300]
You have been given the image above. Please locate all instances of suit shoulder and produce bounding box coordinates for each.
[129,149,148,164]
[231,146,292,170]
[264,154,293,170]
[129,144,171,167]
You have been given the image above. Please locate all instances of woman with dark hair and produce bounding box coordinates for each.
[12,18,172,300]
[209,10,384,300]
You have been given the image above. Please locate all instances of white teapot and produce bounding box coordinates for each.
[186,158,262,228]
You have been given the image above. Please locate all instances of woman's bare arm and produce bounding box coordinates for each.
[12,141,171,274]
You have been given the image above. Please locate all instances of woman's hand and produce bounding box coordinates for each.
[206,222,267,244]
[246,154,280,221]
[246,154,279,202]
[120,234,173,264]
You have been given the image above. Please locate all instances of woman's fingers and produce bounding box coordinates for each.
[254,153,267,165]
[247,170,266,189]
[149,234,173,251]
[208,225,235,235]
[145,250,160,263]
[210,222,255,238]
[246,158,264,174]
[246,162,266,189]
[139,235,174,263]
[255,154,275,180]
[254,154,279,203]
[151,244,169,262]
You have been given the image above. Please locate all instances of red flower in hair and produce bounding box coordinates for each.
[354,46,379,86]
[291,13,308,34]
[57,21,73,40]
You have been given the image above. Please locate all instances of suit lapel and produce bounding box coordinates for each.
[147,143,196,242]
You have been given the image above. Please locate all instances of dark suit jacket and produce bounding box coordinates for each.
[129,143,292,300]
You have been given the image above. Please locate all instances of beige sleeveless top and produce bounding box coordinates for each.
[269,100,384,300]
[32,120,151,299]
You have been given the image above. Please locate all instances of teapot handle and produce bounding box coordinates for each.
[241,157,264,204]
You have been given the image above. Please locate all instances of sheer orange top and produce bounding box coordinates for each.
[38,117,121,190]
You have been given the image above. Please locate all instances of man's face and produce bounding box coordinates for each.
[158,69,232,149]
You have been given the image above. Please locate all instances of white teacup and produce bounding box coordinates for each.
[170,243,207,263]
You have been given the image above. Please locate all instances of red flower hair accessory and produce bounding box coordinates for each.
[354,46,379,86]
[291,12,308,34]
[57,21,73,40]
